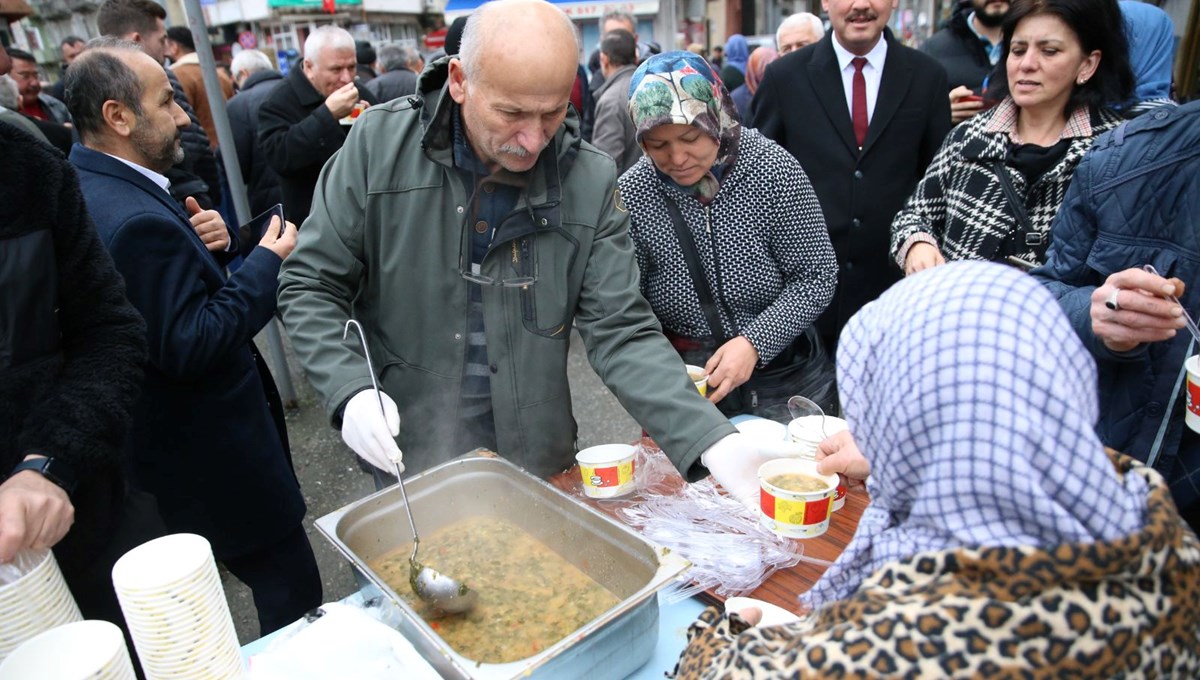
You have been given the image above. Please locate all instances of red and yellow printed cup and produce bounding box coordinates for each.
[758,459,839,539]
[1186,356,1200,433]
[576,444,636,499]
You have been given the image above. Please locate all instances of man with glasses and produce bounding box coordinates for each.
[279,0,780,503]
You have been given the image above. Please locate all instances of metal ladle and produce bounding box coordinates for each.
[342,320,478,614]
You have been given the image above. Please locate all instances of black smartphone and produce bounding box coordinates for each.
[1006,255,1037,272]
[240,203,284,242]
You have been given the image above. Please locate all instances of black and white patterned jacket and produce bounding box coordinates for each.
[890,99,1122,267]
[618,127,838,364]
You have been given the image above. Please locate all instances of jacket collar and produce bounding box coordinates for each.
[287,65,326,108]
[243,69,283,91]
[69,144,191,224]
[170,52,200,68]
[593,64,637,99]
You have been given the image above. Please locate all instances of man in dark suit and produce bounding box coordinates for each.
[752,0,951,354]
[259,25,378,227]
[65,40,321,637]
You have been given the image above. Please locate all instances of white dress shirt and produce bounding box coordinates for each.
[105,152,172,195]
[830,34,889,125]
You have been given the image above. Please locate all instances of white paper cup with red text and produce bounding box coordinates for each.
[758,458,838,538]
[576,444,636,499]
[1186,356,1200,434]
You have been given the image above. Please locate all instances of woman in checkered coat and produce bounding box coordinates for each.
[891,0,1133,274]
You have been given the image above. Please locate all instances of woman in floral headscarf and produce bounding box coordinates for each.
[618,51,837,420]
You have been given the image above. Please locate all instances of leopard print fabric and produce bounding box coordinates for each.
[673,452,1200,679]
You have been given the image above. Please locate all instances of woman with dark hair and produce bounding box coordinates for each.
[891,0,1133,273]
[619,51,838,420]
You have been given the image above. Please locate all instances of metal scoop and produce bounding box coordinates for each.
[787,395,829,439]
[342,320,478,614]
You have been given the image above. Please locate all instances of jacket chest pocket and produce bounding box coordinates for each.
[519,230,579,339]
[0,230,60,371]
[1086,237,1183,281]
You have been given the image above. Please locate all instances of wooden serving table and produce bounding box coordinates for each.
[550,455,867,616]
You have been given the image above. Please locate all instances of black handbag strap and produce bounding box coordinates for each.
[662,197,730,345]
[991,161,1033,230]
[990,161,1047,257]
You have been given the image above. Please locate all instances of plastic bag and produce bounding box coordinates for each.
[617,475,809,601]
[0,549,48,586]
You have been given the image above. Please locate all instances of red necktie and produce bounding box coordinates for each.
[851,57,868,148]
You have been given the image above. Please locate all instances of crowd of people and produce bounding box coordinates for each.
[1,0,1198,674]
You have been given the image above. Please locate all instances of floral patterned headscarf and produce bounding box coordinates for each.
[627,50,742,201]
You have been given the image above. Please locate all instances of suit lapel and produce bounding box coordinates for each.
[72,146,223,276]
[862,33,913,155]
[809,38,859,157]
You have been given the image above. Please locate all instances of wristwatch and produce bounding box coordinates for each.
[9,457,78,495]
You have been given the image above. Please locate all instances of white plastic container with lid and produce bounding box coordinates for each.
[786,415,850,511]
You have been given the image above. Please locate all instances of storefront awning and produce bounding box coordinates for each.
[0,0,34,20]
[443,0,658,21]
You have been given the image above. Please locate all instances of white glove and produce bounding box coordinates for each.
[700,433,808,509]
[341,389,403,473]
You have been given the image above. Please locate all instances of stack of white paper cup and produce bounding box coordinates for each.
[111,534,243,679]
[0,551,83,662]
[0,619,136,679]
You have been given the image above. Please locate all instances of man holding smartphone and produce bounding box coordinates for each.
[66,39,320,637]
[923,0,1009,123]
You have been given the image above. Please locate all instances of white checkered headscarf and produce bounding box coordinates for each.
[804,262,1147,608]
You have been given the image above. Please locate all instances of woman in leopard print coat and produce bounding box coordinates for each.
[891,0,1133,273]
[673,263,1200,678]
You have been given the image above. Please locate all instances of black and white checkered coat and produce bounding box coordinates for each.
[618,127,837,364]
[890,103,1121,267]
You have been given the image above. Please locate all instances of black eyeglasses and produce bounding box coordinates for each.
[458,229,538,288]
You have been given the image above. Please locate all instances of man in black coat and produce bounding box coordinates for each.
[259,26,377,227]
[752,0,951,354]
[0,118,164,639]
[228,48,284,254]
[923,0,1008,123]
[67,43,321,637]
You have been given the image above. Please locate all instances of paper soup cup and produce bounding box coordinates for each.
[576,444,636,499]
[758,459,838,539]
[1186,356,1200,434]
[686,365,708,396]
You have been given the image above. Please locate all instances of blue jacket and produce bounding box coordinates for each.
[1035,101,1200,510]
[69,144,306,559]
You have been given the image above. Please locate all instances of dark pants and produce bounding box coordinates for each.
[57,488,167,680]
[221,523,323,637]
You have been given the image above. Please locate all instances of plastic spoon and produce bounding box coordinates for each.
[787,395,829,440]
[1142,265,1200,346]
[342,320,478,614]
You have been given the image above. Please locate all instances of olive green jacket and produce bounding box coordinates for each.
[277,58,735,478]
